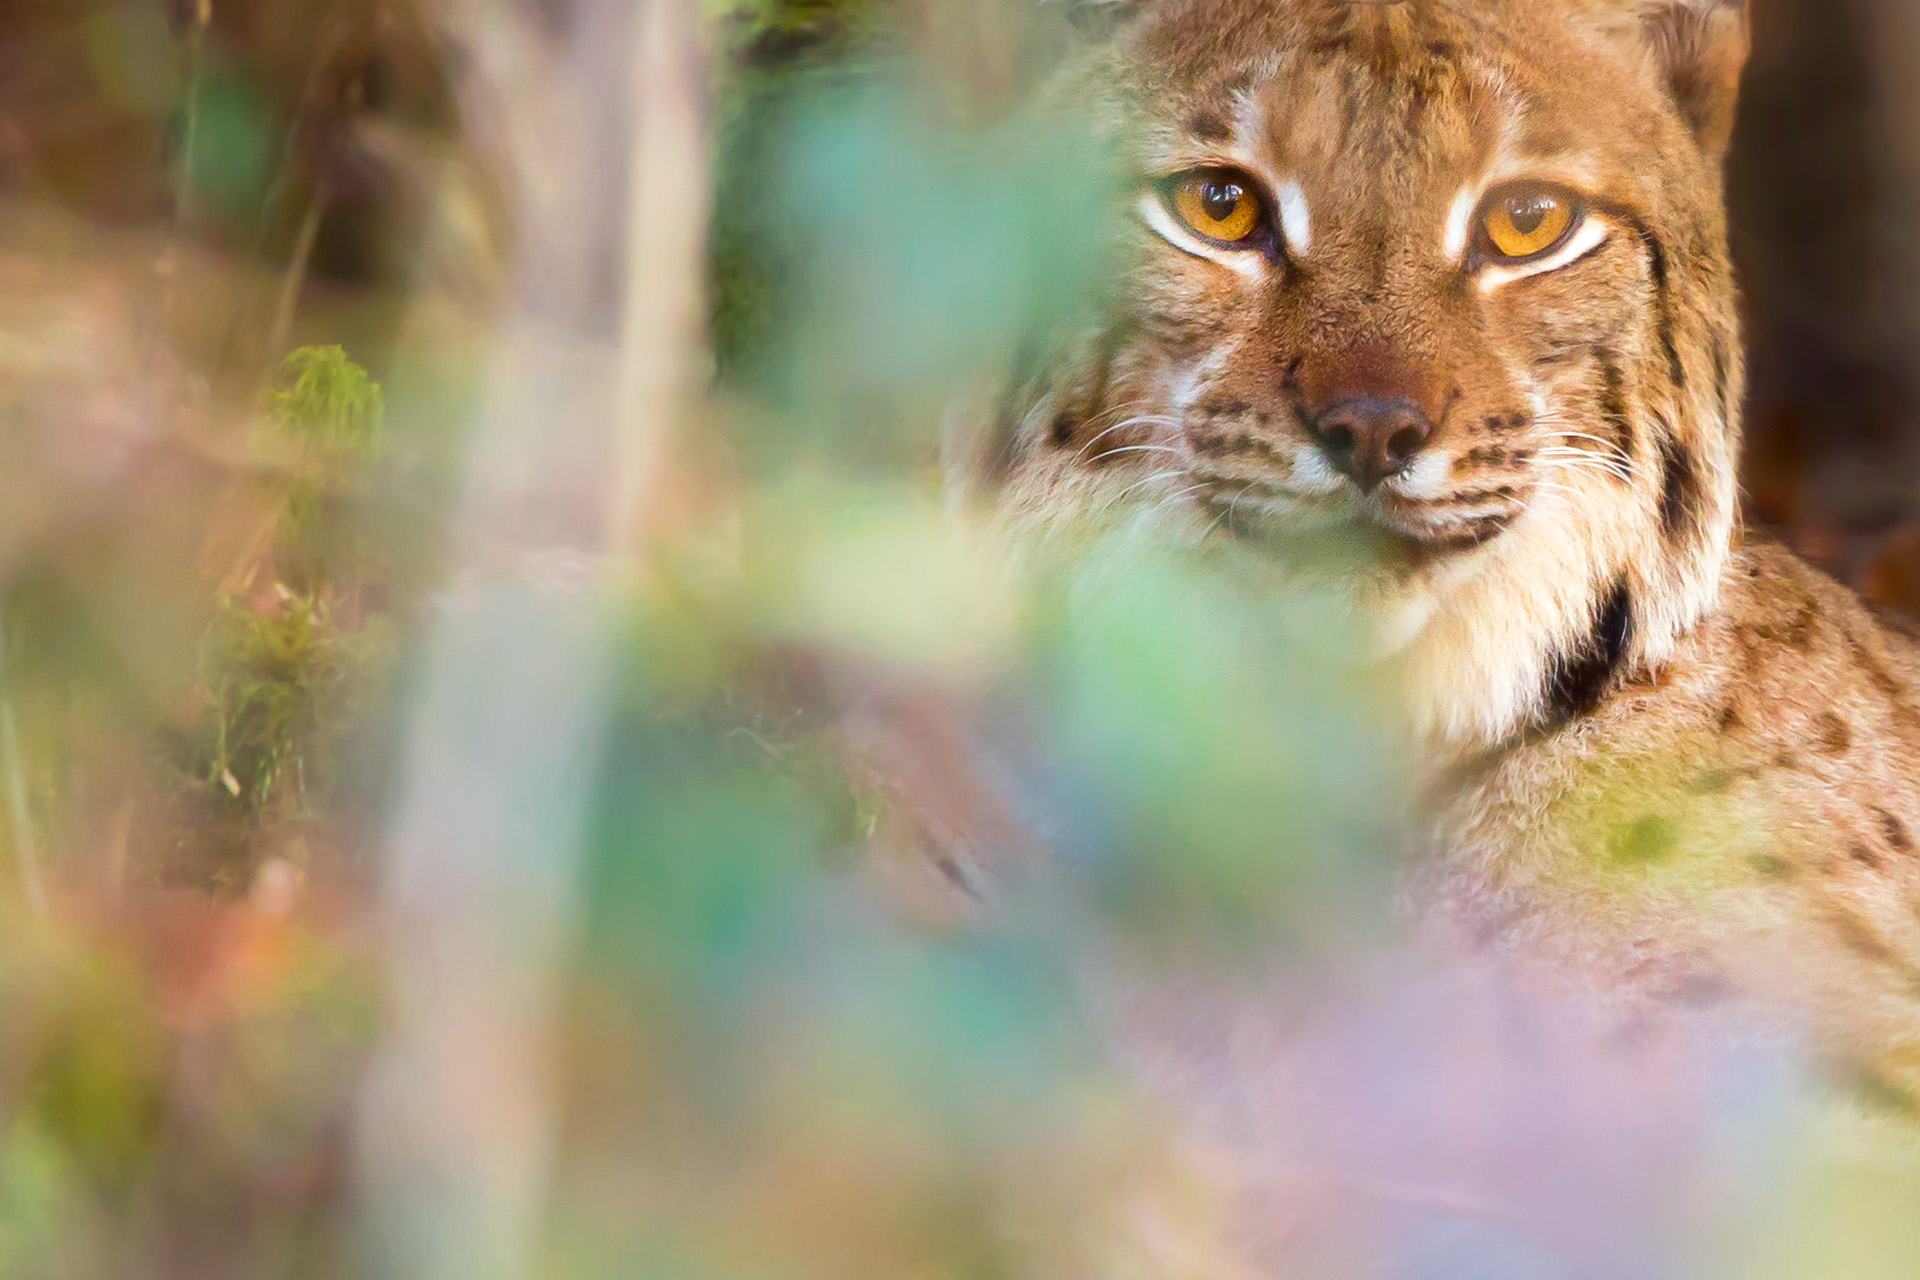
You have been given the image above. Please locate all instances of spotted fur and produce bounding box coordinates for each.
[948,0,1920,1123]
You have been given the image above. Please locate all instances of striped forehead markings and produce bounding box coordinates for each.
[1187,110,1233,142]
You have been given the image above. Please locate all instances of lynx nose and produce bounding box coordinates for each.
[1307,396,1434,494]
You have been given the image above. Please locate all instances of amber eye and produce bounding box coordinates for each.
[1171,170,1264,244]
[1479,184,1580,262]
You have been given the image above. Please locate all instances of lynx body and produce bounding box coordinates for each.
[949,0,1920,1116]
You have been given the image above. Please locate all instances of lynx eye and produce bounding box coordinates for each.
[1170,169,1264,245]
[1479,184,1581,262]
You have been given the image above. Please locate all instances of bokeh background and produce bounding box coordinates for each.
[0,2,1918,1277]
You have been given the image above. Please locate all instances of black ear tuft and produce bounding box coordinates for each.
[1642,1,1751,159]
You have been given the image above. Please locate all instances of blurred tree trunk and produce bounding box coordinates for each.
[353,3,707,1279]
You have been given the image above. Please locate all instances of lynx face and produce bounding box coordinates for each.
[922,1,1920,1127]
[963,0,1751,747]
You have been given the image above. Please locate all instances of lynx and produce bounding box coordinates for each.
[941,0,1920,1121]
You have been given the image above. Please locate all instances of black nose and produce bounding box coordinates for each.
[1307,396,1435,494]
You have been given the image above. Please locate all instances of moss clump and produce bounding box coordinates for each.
[267,345,384,466]
[193,592,395,830]
[162,346,401,888]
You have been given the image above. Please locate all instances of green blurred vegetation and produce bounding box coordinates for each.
[711,0,896,379]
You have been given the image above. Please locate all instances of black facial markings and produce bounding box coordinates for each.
[1591,204,1687,392]
[1654,429,1703,543]
[1197,399,1252,420]
[1189,429,1286,464]
[1047,329,1124,452]
[1365,227,1392,301]
[1187,109,1232,142]
[1441,484,1521,502]
[1085,323,1124,422]
[1546,575,1634,723]
[1421,513,1521,555]
[1876,807,1913,853]
[1194,481,1287,530]
[1593,349,1636,475]
[1459,445,1531,471]
[1638,222,1687,390]
[1190,468,1282,495]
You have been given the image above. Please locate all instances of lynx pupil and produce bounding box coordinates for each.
[1507,194,1552,236]
[1201,181,1243,222]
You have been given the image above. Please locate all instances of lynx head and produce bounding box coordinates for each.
[955,0,1750,749]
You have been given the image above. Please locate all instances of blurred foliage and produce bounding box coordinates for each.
[187,592,396,835]
[0,901,376,1280]
[166,346,400,888]
[179,71,276,221]
[709,0,895,381]
[267,345,389,592]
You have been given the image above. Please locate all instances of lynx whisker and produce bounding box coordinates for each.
[1091,444,1189,463]
[1535,454,1634,483]
[1074,415,1184,461]
[1101,468,1188,511]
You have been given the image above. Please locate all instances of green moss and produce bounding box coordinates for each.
[267,345,385,466]
[192,592,396,830]
[165,346,401,873]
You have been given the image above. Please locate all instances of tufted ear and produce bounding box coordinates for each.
[1641,1,1751,160]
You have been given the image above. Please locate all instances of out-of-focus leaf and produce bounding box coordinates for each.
[182,73,275,221]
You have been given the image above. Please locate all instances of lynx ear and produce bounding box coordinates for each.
[1641,1,1751,159]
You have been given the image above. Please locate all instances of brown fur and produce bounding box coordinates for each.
[947,0,1920,1119]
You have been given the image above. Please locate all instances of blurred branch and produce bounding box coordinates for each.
[352,2,710,1277]
[150,0,214,371]
[265,180,330,360]
[266,28,368,364]
[173,0,214,240]
[613,0,709,553]
[0,601,46,915]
